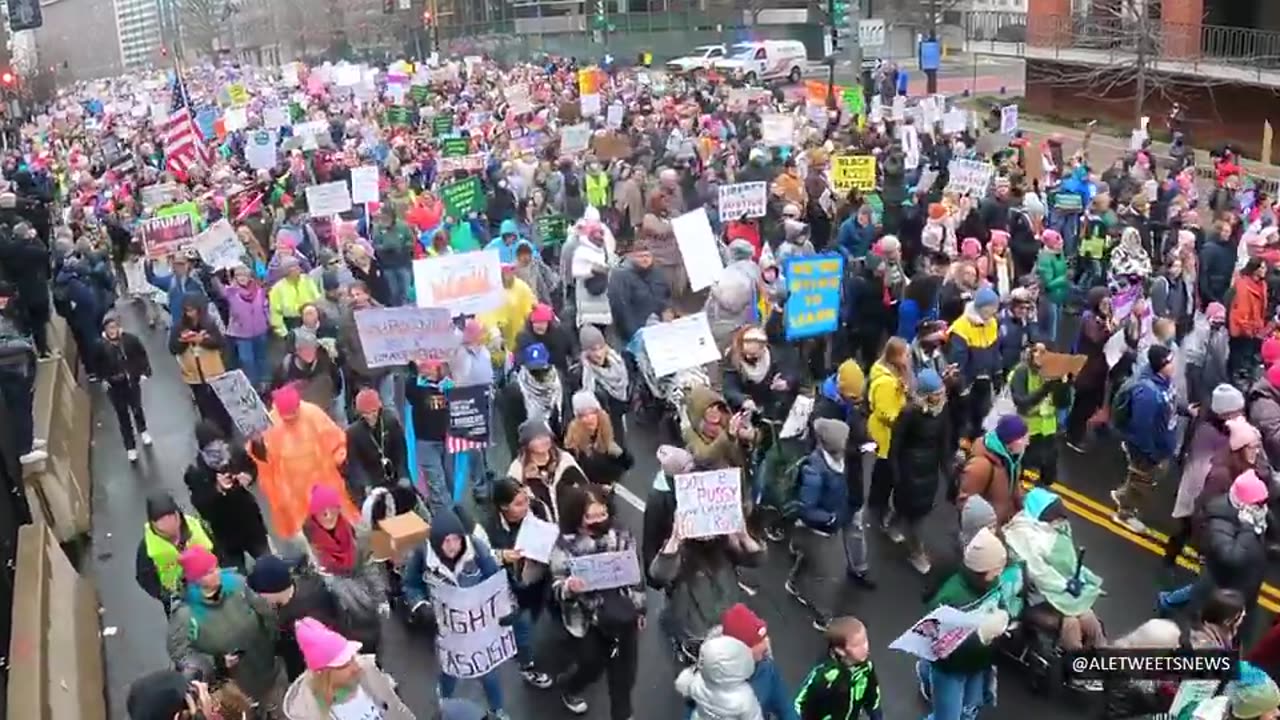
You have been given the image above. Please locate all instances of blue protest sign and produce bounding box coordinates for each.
[919,40,941,72]
[782,253,844,340]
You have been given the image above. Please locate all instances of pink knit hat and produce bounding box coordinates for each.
[1206,302,1227,323]
[1269,363,1280,390]
[309,484,343,516]
[295,618,362,671]
[1227,417,1262,451]
[1230,470,1269,506]
[179,546,218,582]
[1042,229,1063,251]
[1263,338,1280,367]
[529,303,554,324]
[462,318,485,344]
[960,237,981,259]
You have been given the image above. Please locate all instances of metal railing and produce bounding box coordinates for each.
[961,11,1280,69]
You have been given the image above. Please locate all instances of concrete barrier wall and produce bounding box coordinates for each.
[7,314,105,719]
[7,518,107,720]
[24,315,92,543]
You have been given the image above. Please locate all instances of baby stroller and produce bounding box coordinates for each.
[628,328,712,445]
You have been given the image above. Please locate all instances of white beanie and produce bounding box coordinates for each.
[1211,384,1246,416]
[572,390,601,416]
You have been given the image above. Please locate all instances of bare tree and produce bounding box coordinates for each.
[177,0,229,54]
[880,0,965,38]
[1032,0,1245,123]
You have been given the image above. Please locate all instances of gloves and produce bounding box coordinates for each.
[410,600,436,629]
[976,609,1010,644]
[1239,504,1268,535]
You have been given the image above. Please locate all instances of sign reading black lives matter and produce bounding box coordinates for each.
[432,572,518,678]
[448,385,490,443]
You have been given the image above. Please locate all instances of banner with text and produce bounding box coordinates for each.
[716,182,767,220]
[432,572,518,679]
[674,468,744,538]
[412,249,505,315]
[783,253,844,340]
[354,306,457,368]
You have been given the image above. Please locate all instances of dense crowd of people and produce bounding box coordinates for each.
[4,51,1280,720]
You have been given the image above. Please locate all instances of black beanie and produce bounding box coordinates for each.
[246,555,293,594]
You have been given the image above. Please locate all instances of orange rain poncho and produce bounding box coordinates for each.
[249,399,357,538]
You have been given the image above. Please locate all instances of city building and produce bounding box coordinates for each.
[32,0,125,81]
[114,0,164,69]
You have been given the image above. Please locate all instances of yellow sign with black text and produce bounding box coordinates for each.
[832,155,877,192]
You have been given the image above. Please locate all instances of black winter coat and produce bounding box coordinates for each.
[272,573,342,680]
[515,321,576,375]
[94,332,152,385]
[888,405,952,520]
[1200,495,1266,602]
[183,448,268,557]
[568,445,634,489]
[345,411,409,490]
[607,261,672,342]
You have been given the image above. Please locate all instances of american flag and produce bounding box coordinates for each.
[163,72,210,177]
[445,435,488,454]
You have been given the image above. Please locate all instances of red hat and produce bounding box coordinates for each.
[273,384,301,415]
[530,303,554,324]
[309,483,343,516]
[179,546,218,583]
[354,388,381,414]
[721,603,767,647]
[1263,337,1280,367]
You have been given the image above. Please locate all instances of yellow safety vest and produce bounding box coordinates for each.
[143,515,214,594]
[1015,365,1058,438]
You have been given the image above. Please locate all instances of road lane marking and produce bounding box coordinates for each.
[1021,474,1280,610]
[614,481,647,513]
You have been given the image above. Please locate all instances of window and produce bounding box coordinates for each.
[754,48,766,60]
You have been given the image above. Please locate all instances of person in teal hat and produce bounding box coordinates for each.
[1003,487,1105,653]
[486,218,524,264]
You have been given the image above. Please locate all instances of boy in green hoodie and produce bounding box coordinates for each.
[795,616,882,720]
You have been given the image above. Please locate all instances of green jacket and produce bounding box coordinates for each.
[1036,250,1069,305]
[166,571,281,699]
[925,572,997,675]
[794,655,881,720]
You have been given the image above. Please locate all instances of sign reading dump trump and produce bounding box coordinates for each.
[431,572,518,678]
[412,249,505,316]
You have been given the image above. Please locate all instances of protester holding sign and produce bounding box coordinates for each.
[549,485,646,719]
[649,510,763,656]
[401,509,516,716]
[169,293,233,434]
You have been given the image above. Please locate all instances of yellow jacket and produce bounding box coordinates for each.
[269,275,322,337]
[481,277,537,352]
[867,360,907,459]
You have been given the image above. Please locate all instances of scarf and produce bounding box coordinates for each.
[305,516,357,575]
[517,366,562,423]
[199,440,231,470]
[581,349,629,401]
[738,347,771,384]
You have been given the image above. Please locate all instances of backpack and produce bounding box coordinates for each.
[1109,375,1141,432]
[769,455,810,521]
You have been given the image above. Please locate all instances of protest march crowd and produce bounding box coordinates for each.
[5,49,1280,720]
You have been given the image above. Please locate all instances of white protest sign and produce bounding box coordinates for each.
[513,514,559,564]
[560,123,590,154]
[432,572,518,679]
[141,182,181,210]
[282,63,300,87]
[263,105,290,129]
[412,249,505,315]
[304,181,352,216]
[192,220,244,271]
[999,104,1019,134]
[717,182,767,220]
[569,550,642,591]
[354,306,458,368]
[640,313,721,378]
[150,103,168,125]
[223,106,248,132]
[674,468,744,539]
[671,207,723,293]
[386,84,407,105]
[208,370,272,436]
[889,605,981,661]
[606,103,624,130]
[350,165,380,205]
[780,395,815,439]
[504,83,532,115]
[1130,128,1149,151]
[942,110,967,135]
[580,93,601,117]
[761,114,795,147]
[891,96,906,121]
[245,131,277,171]
[945,159,995,197]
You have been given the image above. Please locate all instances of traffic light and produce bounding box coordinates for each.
[591,0,606,30]
[829,0,851,53]
[382,0,395,15]
[1,72,15,86]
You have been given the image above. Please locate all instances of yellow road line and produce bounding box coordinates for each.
[1018,472,1280,610]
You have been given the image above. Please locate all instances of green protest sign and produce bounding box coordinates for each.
[385,107,413,127]
[536,214,568,246]
[842,87,865,116]
[289,102,305,123]
[409,85,430,104]
[439,177,484,220]
[865,192,884,225]
[156,200,204,231]
[441,137,470,157]
[432,115,454,135]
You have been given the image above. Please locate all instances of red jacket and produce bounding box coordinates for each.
[1228,274,1268,338]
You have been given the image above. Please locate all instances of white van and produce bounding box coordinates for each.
[712,40,809,84]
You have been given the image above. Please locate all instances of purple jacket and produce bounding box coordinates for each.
[221,284,270,338]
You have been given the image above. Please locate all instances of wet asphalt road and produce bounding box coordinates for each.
[88,299,1269,720]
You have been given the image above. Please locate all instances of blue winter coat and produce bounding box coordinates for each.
[835,216,876,260]
[1121,368,1176,463]
[797,449,850,530]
